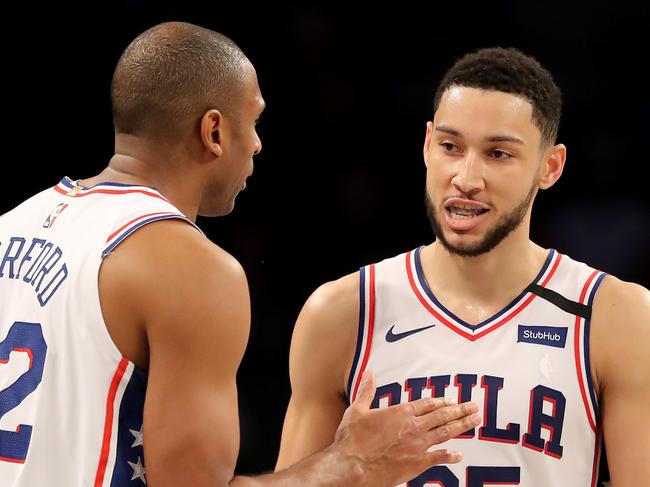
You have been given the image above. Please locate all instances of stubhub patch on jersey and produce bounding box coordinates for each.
[517,325,568,349]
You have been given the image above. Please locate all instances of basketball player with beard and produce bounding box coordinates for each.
[275,47,650,486]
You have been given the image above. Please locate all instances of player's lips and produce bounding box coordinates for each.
[443,197,490,232]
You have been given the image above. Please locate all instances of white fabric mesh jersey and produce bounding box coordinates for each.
[347,247,607,487]
[0,177,198,486]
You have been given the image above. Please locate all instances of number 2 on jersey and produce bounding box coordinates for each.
[0,321,48,463]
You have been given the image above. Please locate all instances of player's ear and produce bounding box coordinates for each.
[201,109,224,157]
[423,121,434,167]
[538,143,566,190]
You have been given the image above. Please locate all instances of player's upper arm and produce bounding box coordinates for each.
[276,272,360,470]
[104,219,250,486]
[591,276,650,486]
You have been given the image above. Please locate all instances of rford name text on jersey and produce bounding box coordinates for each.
[0,236,68,306]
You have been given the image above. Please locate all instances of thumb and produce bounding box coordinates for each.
[353,370,376,409]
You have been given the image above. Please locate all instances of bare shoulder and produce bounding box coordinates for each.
[103,218,247,299]
[294,271,360,350]
[290,271,361,395]
[591,274,650,333]
[591,274,650,391]
[100,218,250,368]
[300,272,360,326]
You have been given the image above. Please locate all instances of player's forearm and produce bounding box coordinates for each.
[230,445,363,487]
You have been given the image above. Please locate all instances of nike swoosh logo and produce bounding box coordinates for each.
[385,324,436,342]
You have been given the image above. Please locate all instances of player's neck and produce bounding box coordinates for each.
[81,135,203,221]
[422,234,547,307]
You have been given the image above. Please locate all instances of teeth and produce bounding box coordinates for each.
[454,204,480,209]
[448,206,486,218]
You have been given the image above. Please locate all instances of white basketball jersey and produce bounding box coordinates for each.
[347,247,606,487]
[0,177,198,486]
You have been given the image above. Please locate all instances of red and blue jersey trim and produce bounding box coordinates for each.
[591,427,603,487]
[346,266,367,401]
[54,177,171,203]
[407,247,561,341]
[51,178,202,257]
[93,358,148,487]
[574,270,607,433]
[94,358,129,487]
[102,212,197,257]
[347,264,376,402]
[108,366,147,486]
[584,272,606,421]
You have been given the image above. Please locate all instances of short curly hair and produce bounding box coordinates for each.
[433,47,562,147]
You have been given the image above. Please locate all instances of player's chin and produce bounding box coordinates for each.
[443,233,489,256]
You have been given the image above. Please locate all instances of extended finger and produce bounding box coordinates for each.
[406,396,458,417]
[424,448,463,468]
[424,413,481,447]
[419,401,479,431]
[352,370,376,410]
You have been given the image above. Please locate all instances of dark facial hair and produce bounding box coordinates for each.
[425,183,536,257]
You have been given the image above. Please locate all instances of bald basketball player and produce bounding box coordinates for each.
[0,22,481,487]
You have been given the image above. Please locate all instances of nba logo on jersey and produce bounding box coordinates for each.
[43,203,68,228]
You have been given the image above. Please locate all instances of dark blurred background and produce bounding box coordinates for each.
[3,0,648,475]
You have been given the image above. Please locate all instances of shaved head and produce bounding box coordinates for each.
[111,21,248,141]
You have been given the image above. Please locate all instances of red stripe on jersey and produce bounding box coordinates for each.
[540,251,562,287]
[406,251,562,341]
[352,264,376,402]
[574,270,599,432]
[54,184,169,203]
[94,358,129,487]
[590,428,602,487]
[13,348,34,369]
[106,212,173,243]
[0,457,25,463]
